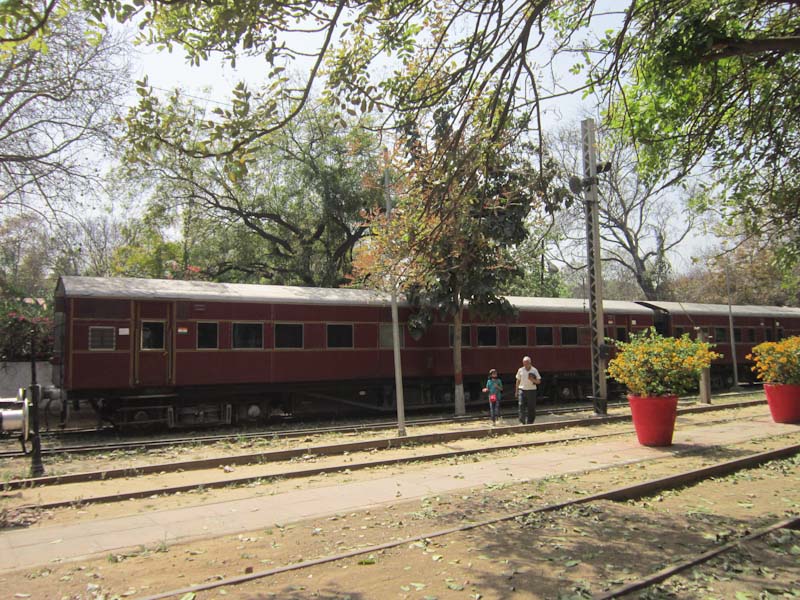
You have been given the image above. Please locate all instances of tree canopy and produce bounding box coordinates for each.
[3,0,799,299]
[122,96,384,286]
[0,10,129,214]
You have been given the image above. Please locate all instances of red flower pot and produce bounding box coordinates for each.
[764,384,800,424]
[628,394,679,446]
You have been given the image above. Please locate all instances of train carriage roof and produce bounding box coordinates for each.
[639,300,800,319]
[56,276,651,314]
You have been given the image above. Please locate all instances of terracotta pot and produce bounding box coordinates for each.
[764,383,800,424]
[628,394,679,446]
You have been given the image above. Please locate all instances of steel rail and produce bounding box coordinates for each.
[0,402,628,459]
[2,399,763,492]
[4,411,783,513]
[133,442,800,600]
[595,516,800,599]
[0,397,763,460]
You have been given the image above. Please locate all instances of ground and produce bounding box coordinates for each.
[0,399,798,599]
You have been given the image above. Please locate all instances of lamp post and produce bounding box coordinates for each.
[384,149,407,437]
[29,327,44,477]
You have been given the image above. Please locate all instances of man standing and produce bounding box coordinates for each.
[515,356,541,425]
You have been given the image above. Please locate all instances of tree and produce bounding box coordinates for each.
[0,213,56,297]
[9,1,590,192]
[0,10,129,214]
[353,109,561,415]
[548,127,699,301]
[566,0,800,272]
[666,240,800,307]
[15,1,796,286]
[502,223,566,298]
[122,97,384,286]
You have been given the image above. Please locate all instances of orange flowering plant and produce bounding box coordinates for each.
[747,336,800,385]
[607,328,722,397]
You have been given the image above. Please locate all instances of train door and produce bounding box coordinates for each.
[135,301,172,387]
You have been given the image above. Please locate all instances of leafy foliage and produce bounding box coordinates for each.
[597,0,800,272]
[122,98,384,286]
[607,327,721,397]
[747,336,800,385]
[0,9,128,213]
[353,99,562,413]
[0,297,52,361]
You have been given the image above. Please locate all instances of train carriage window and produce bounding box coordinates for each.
[477,326,497,347]
[379,323,404,348]
[535,326,553,346]
[674,327,684,338]
[616,327,628,342]
[448,325,472,347]
[88,326,115,351]
[197,322,218,349]
[508,326,527,346]
[714,327,727,342]
[747,328,756,342]
[141,321,165,350]
[232,322,263,349]
[734,328,742,343]
[275,323,303,349]
[777,328,785,340]
[560,326,578,346]
[327,324,353,348]
[765,328,773,342]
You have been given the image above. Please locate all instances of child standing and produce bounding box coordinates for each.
[485,368,503,424]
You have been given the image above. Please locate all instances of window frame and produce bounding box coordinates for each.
[88,326,116,351]
[508,326,527,347]
[476,325,497,347]
[196,321,219,350]
[535,326,554,346]
[327,323,354,349]
[379,322,404,349]
[140,320,165,351]
[231,321,264,350]
[560,326,579,346]
[275,322,304,349]
[448,325,472,347]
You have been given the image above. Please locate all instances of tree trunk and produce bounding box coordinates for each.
[453,304,466,416]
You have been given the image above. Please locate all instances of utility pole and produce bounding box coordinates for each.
[385,149,407,437]
[581,118,607,412]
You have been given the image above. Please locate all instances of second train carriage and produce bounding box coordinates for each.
[50,276,800,428]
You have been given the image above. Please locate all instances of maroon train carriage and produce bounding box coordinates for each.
[48,276,800,429]
[50,276,655,428]
[639,301,800,387]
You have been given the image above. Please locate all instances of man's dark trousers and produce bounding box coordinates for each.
[518,389,537,424]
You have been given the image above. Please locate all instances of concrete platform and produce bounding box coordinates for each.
[0,412,797,573]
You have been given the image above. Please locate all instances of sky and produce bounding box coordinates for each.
[126,20,712,275]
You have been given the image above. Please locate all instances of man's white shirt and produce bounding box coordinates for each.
[516,366,541,390]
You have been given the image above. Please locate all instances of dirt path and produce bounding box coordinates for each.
[1,426,797,599]
[0,403,772,529]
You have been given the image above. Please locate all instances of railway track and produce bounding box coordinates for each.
[1,400,770,511]
[132,442,800,600]
[2,391,762,460]
[0,401,629,459]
